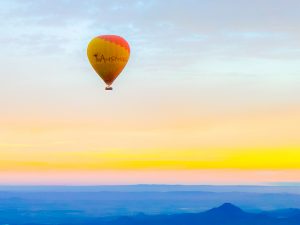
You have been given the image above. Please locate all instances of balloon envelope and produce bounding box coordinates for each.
[87,35,130,88]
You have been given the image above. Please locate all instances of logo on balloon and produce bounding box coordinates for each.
[93,53,127,64]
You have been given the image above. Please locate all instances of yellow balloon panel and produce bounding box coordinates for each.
[87,35,130,86]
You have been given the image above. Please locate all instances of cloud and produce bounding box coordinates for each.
[2,0,300,55]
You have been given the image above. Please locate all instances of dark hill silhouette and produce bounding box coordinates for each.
[206,202,245,215]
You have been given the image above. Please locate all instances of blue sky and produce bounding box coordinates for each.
[1,0,299,109]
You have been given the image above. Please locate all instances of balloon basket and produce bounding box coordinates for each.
[105,86,113,90]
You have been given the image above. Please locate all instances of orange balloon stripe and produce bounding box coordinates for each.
[97,35,130,53]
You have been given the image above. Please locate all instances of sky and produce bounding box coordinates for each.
[0,0,299,185]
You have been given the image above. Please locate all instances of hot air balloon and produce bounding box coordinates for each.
[87,35,130,90]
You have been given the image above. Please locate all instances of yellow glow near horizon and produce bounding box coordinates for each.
[1,106,299,173]
[0,147,299,171]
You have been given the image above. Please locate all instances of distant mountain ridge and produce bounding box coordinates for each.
[1,189,300,216]
[1,185,300,194]
[58,203,300,225]
[2,202,300,225]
